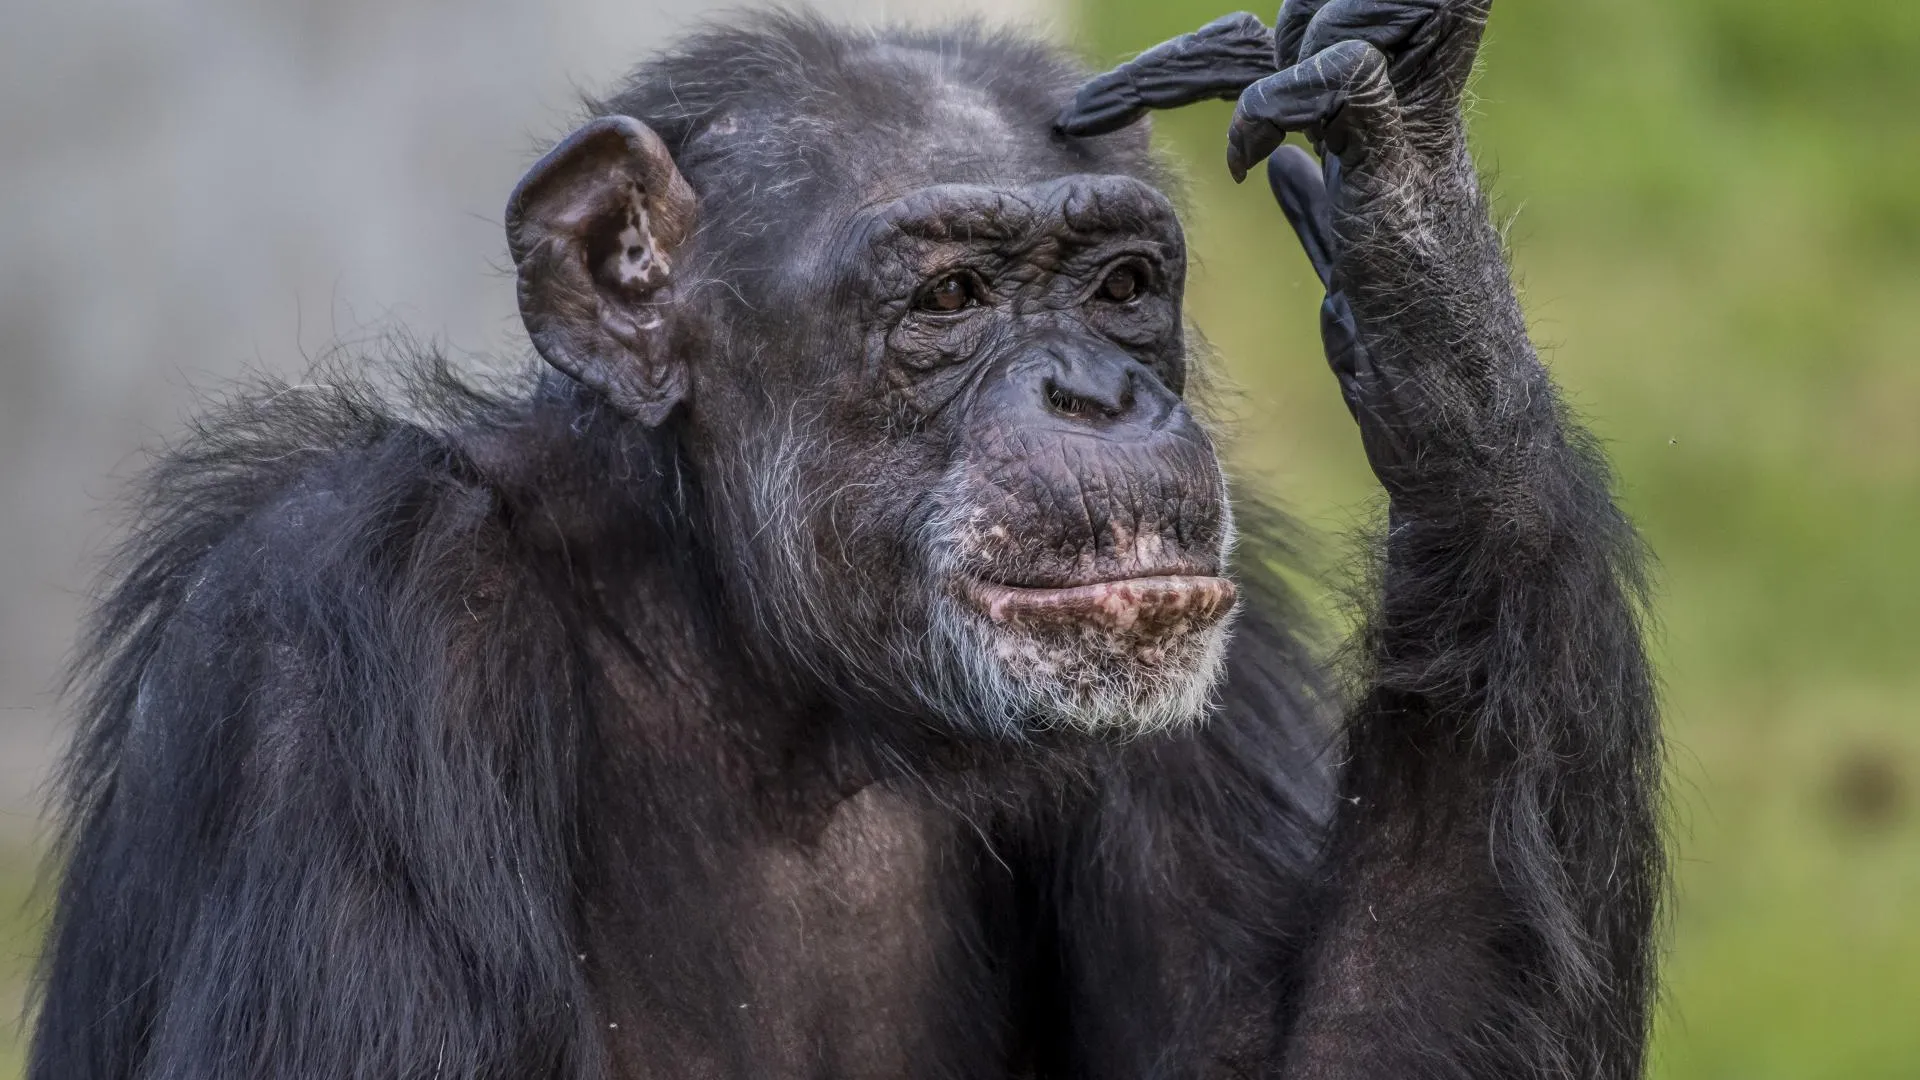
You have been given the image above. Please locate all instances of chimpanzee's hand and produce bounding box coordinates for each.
[1058,2,1488,188]
[1240,1,1501,493]
[1249,0,1490,176]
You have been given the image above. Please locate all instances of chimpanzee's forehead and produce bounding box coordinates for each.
[832,43,1150,192]
[862,176,1181,247]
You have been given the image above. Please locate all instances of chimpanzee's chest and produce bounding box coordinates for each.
[584,784,1023,1080]
[580,777,1268,1080]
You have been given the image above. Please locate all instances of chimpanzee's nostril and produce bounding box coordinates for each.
[1044,373,1133,422]
[1046,378,1090,419]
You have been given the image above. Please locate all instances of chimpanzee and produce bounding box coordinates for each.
[31,3,1663,1078]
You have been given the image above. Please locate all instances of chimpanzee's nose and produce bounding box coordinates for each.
[1026,341,1176,435]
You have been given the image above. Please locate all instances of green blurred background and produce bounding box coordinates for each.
[0,0,1914,1075]
[1074,0,1920,1076]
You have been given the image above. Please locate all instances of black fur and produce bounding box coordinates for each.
[32,352,1331,1077]
[33,9,1661,1079]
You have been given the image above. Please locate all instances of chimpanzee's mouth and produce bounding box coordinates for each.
[963,575,1237,638]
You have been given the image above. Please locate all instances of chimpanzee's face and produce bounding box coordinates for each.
[506,79,1238,738]
[693,169,1237,738]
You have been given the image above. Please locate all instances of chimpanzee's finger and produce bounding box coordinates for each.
[1321,291,1364,388]
[1275,0,1336,69]
[1055,13,1277,137]
[1225,38,1400,183]
[1299,0,1491,115]
[1266,145,1337,289]
[1298,0,1433,74]
[1324,289,1417,474]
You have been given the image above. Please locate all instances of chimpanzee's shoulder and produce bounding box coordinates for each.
[134,361,530,564]
[80,363,545,677]
[220,404,500,571]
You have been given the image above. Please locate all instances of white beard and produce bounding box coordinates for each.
[913,593,1238,738]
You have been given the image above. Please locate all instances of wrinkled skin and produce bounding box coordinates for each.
[784,174,1239,734]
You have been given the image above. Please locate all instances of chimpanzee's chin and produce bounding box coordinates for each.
[925,587,1237,739]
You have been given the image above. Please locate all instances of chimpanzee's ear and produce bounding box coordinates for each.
[506,116,698,425]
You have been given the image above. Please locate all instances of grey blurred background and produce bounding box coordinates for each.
[0,0,1051,841]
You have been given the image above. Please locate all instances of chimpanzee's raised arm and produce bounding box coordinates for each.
[1071,2,1664,1076]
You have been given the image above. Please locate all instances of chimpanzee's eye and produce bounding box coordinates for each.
[1098,263,1146,304]
[916,272,983,313]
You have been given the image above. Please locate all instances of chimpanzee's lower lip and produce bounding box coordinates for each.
[963,575,1238,636]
